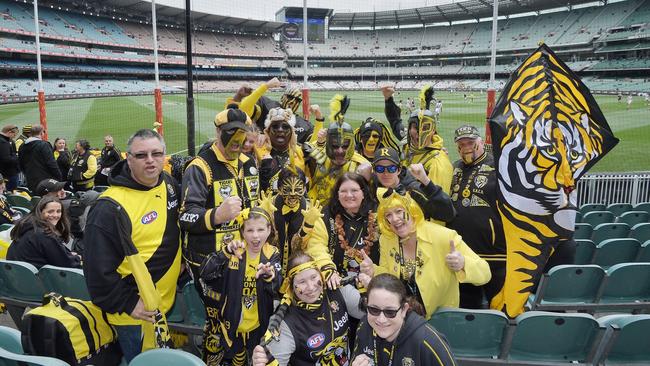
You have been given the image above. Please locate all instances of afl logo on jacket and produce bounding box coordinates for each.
[307,333,325,349]
[141,211,158,224]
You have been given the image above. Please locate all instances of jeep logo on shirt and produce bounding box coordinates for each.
[141,211,158,224]
[307,333,325,349]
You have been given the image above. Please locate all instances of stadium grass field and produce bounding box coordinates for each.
[1,90,648,172]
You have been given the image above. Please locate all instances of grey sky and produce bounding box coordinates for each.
[152,0,454,21]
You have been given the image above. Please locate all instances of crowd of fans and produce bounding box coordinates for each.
[0,80,575,366]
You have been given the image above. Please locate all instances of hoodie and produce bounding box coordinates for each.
[6,220,80,269]
[83,160,181,321]
[352,311,457,366]
[18,137,61,192]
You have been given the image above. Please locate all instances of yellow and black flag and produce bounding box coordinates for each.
[488,43,618,318]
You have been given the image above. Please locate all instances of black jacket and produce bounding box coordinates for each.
[18,138,61,192]
[55,149,72,179]
[353,312,457,366]
[100,146,122,169]
[6,221,80,269]
[0,133,19,177]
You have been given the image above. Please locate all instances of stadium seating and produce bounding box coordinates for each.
[618,211,649,227]
[637,241,650,262]
[599,262,650,309]
[0,259,45,303]
[592,223,631,244]
[129,349,205,366]
[574,223,594,240]
[528,265,605,311]
[634,202,650,214]
[38,265,91,301]
[580,203,607,214]
[592,238,641,268]
[182,281,206,327]
[507,312,604,364]
[607,203,635,218]
[428,308,509,359]
[574,239,597,265]
[630,223,650,243]
[0,326,71,366]
[582,211,615,227]
[596,314,650,365]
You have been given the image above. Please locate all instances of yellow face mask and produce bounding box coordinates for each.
[363,131,381,155]
[222,128,247,159]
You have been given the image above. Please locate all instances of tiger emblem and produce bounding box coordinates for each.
[490,44,618,317]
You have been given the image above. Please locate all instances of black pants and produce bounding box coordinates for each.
[459,261,506,309]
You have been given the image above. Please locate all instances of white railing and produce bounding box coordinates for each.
[577,172,650,206]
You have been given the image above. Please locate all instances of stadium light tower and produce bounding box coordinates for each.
[33,0,47,140]
[152,0,164,136]
[485,0,499,147]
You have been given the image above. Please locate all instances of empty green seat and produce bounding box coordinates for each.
[592,223,630,245]
[166,295,185,324]
[633,202,650,215]
[637,240,650,262]
[629,223,650,243]
[580,203,606,215]
[38,265,90,301]
[598,314,650,365]
[574,239,596,265]
[0,326,70,366]
[0,224,12,233]
[129,348,205,366]
[509,312,602,363]
[574,223,593,240]
[0,259,45,302]
[0,326,22,354]
[583,211,615,227]
[600,263,650,305]
[607,203,633,218]
[618,211,649,227]
[528,265,605,310]
[429,308,509,358]
[182,281,205,327]
[575,211,582,224]
[593,238,641,268]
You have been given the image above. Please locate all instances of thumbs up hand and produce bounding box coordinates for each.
[359,249,375,277]
[445,240,465,272]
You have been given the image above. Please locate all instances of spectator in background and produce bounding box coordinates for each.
[0,173,19,225]
[14,124,30,151]
[7,195,80,269]
[18,124,61,193]
[0,124,19,191]
[53,137,72,180]
[95,134,122,187]
[68,139,97,192]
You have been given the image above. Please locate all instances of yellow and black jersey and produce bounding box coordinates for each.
[69,151,98,189]
[352,312,457,366]
[199,243,281,349]
[83,160,181,325]
[256,146,307,195]
[307,152,369,207]
[179,143,259,268]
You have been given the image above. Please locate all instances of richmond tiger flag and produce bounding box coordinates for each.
[488,43,619,318]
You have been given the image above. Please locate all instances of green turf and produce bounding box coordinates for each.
[1,90,648,172]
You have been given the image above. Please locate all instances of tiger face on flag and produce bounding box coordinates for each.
[489,43,619,318]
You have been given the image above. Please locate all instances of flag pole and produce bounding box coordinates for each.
[152,0,163,136]
[33,0,47,140]
[485,0,499,147]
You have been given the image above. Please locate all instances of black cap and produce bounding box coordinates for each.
[214,107,251,132]
[36,179,66,196]
[454,125,481,142]
[373,147,400,166]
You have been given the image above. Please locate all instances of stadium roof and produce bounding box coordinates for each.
[43,0,285,34]
[329,0,601,28]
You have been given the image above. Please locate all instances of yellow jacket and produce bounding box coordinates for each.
[375,220,491,319]
[403,135,453,194]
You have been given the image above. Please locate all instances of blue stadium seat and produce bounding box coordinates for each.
[629,223,650,243]
[129,348,205,366]
[574,223,593,240]
[600,263,650,308]
[580,204,606,215]
[607,203,634,218]
[508,312,604,363]
[528,265,605,311]
[574,239,596,265]
[428,308,509,359]
[583,211,615,227]
[597,314,650,365]
[592,223,630,245]
[38,265,90,301]
[617,211,649,227]
[593,238,641,268]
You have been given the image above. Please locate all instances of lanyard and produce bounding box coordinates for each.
[373,331,396,366]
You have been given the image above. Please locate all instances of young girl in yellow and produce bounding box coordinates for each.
[199,197,282,366]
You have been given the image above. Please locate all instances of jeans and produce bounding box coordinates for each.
[114,325,143,363]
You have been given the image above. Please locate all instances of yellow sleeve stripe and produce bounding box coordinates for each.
[205,208,214,231]
[187,156,212,187]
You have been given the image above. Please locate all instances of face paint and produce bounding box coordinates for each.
[457,138,479,164]
[269,121,292,150]
[279,175,306,209]
[362,131,381,155]
[221,128,247,160]
[418,114,435,148]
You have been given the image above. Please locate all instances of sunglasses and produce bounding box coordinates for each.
[366,305,403,318]
[374,165,399,174]
[129,151,165,160]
